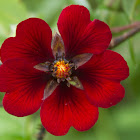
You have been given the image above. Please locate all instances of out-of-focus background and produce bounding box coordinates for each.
[0,0,140,140]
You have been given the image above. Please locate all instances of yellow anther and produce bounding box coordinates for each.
[53,60,70,78]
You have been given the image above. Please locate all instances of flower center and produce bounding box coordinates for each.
[34,33,92,97]
[52,60,71,79]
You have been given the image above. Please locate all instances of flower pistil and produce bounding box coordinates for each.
[34,33,93,100]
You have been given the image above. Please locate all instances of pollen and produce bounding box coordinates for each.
[53,60,71,79]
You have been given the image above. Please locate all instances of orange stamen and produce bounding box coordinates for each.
[53,60,70,78]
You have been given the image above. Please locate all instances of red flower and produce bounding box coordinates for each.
[0,5,129,136]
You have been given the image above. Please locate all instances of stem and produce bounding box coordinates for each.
[23,116,33,140]
[109,26,140,49]
[129,39,136,65]
[37,125,46,140]
[111,21,140,33]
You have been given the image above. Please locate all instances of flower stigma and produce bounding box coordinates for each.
[52,60,71,79]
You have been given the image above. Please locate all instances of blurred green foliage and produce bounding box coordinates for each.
[0,0,140,140]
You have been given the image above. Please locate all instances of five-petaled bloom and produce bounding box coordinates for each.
[0,5,129,136]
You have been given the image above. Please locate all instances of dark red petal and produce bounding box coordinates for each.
[0,59,48,116]
[81,78,125,108]
[3,85,45,117]
[57,5,112,58]
[79,50,129,81]
[40,84,98,136]
[0,59,48,92]
[77,50,129,108]
[78,20,112,55]
[57,5,90,58]
[1,18,53,64]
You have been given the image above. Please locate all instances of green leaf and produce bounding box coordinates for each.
[21,0,44,12]
[129,39,136,65]
[94,7,110,23]
[87,0,103,9]
[32,0,68,27]
[121,0,137,20]
[104,0,121,10]
[111,100,140,140]
[0,108,40,140]
[0,0,28,36]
